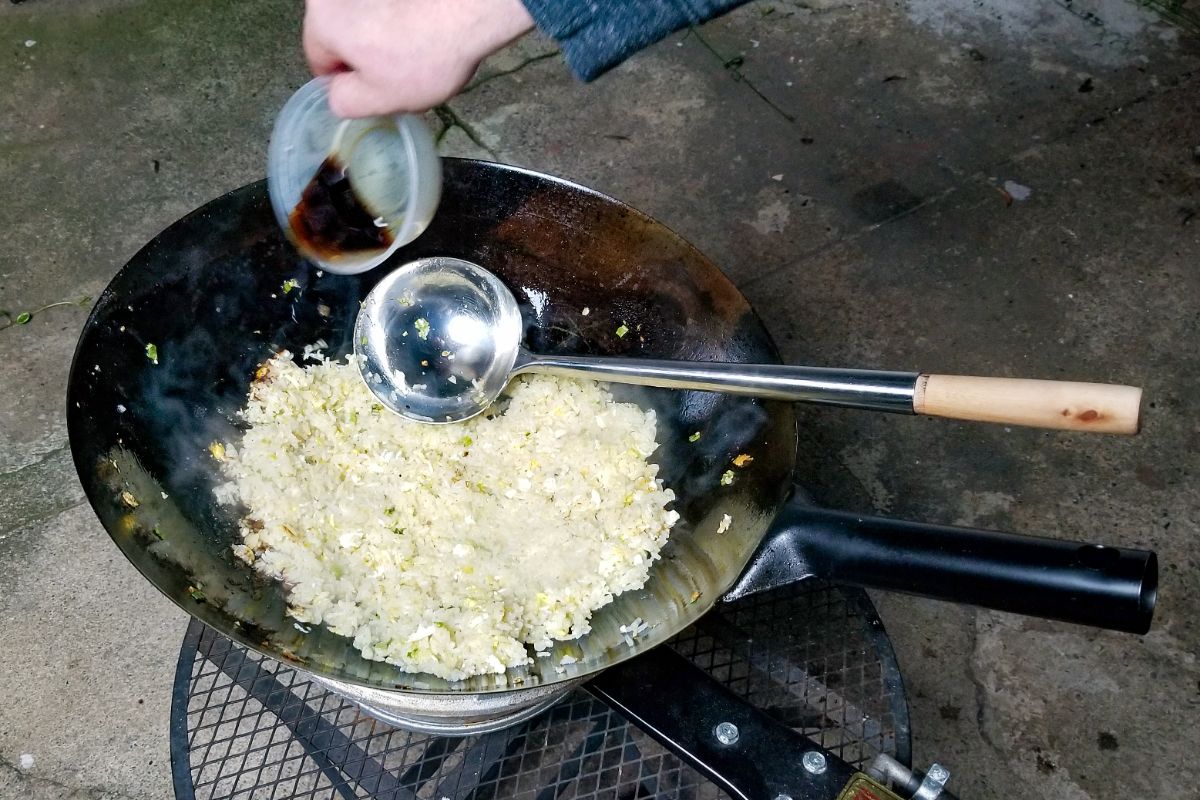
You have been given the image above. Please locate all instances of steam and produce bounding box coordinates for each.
[77,205,379,676]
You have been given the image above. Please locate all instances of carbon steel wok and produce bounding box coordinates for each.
[67,159,1156,715]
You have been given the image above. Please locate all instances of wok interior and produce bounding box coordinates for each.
[67,160,797,693]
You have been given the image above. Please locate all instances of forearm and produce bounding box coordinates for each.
[522,0,752,80]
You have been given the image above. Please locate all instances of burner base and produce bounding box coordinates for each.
[171,581,910,800]
[311,675,579,736]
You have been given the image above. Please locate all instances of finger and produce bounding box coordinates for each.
[303,14,344,75]
[303,29,343,76]
[327,71,393,118]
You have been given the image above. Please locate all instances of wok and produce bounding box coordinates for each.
[68,159,1156,710]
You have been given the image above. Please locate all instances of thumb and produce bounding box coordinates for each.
[326,71,388,118]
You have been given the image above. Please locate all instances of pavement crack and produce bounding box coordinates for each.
[0,442,70,479]
[742,67,1199,293]
[794,1,859,13]
[967,66,1198,192]
[966,616,1004,754]
[1055,0,1200,35]
[741,185,961,291]
[863,185,959,233]
[433,105,498,159]
[690,27,797,123]
[1142,0,1200,34]
[830,453,890,511]
[1071,66,1197,131]
[0,758,140,800]
[463,50,560,95]
[0,444,86,540]
[1,498,88,543]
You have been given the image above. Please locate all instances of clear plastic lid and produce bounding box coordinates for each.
[267,78,442,275]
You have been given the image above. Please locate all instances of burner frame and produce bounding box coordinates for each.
[171,581,910,800]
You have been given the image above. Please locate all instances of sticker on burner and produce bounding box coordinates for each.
[836,773,905,800]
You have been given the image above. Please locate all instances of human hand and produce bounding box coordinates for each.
[303,0,535,117]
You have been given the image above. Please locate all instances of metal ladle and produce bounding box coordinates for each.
[353,257,1142,433]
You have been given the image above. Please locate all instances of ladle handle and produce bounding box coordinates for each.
[518,354,1143,434]
[518,354,920,413]
[914,374,1141,434]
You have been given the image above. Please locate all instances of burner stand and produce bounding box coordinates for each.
[171,580,910,799]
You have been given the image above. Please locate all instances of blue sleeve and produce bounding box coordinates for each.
[521,0,752,80]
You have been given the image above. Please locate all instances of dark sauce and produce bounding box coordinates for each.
[288,156,393,259]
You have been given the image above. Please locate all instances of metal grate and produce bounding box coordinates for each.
[171,581,910,800]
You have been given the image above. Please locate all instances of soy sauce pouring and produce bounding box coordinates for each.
[266,78,442,275]
[287,122,396,260]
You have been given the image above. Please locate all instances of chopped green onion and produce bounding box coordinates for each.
[615,324,629,338]
[414,318,431,339]
[281,278,299,294]
[15,312,31,325]
[688,432,701,443]
[720,469,735,486]
[145,343,159,364]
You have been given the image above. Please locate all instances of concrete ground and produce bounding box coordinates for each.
[1,0,1197,797]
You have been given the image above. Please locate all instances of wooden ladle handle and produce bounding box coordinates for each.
[914,375,1142,434]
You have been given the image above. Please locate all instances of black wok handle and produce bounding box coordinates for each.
[725,505,1157,634]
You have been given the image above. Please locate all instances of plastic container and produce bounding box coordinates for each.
[267,77,442,274]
